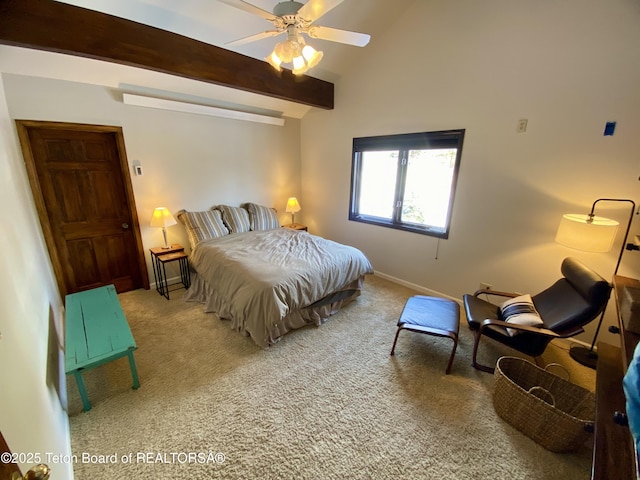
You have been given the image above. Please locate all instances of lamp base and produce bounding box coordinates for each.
[569,344,598,370]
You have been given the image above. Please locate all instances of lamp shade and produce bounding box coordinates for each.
[555,213,619,253]
[150,207,177,228]
[285,197,301,214]
[265,51,282,71]
[265,29,323,74]
[302,45,323,69]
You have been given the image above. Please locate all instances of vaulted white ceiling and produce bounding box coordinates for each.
[2,1,416,118]
[56,0,415,83]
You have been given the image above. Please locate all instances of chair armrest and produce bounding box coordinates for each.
[553,326,585,338]
[473,289,520,299]
[479,318,561,337]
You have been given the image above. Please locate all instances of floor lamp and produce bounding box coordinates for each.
[555,198,637,369]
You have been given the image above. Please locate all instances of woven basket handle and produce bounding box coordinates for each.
[528,386,556,407]
[544,362,570,381]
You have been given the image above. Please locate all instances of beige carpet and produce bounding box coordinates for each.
[68,275,595,479]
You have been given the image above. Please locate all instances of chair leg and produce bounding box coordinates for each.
[390,327,402,355]
[471,329,496,374]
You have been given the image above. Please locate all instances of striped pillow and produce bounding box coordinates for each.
[177,210,229,248]
[499,294,544,337]
[246,203,280,231]
[218,205,251,234]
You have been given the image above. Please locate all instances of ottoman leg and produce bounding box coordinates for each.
[390,327,403,355]
[445,333,459,374]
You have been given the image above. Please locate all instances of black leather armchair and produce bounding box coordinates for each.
[463,257,611,372]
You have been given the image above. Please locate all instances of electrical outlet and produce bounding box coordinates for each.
[480,282,493,290]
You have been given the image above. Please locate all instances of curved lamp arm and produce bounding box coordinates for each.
[588,198,636,275]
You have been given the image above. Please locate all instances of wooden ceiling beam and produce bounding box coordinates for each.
[0,0,334,110]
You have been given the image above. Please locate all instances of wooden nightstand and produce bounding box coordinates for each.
[283,223,308,231]
[150,244,190,299]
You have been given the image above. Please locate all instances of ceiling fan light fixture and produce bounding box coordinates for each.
[222,0,371,76]
[292,55,309,75]
[301,44,323,69]
[265,51,283,71]
[274,39,296,63]
[267,35,321,75]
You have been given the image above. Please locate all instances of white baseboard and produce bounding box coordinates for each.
[150,275,182,290]
[372,270,463,305]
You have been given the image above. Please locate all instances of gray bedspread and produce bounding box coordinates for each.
[185,228,373,347]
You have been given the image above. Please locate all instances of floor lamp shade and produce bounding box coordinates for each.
[555,214,618,253]
[555,198,637,370]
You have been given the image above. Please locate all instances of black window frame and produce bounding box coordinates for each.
[349,129,465,239]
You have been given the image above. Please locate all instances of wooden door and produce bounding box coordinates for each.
[0,431,22,478]
[1,430,52,478]
[17,121,149,296]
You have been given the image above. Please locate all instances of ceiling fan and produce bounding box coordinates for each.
[217,0,371,75]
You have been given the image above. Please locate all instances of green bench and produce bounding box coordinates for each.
[65,284,140,412]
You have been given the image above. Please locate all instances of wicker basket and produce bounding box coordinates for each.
[492,356,595,452]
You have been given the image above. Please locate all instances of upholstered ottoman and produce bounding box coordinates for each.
[390,295,460,374]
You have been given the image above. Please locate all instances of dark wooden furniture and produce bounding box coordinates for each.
[390,295,460,374]
[592,275,640,479]
[150,244,190,300]
[283,223,308,231]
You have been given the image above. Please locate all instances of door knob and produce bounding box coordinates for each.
[122,223,129,229]
[12,463,51,480]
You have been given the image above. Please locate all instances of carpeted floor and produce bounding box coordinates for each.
[68,275,595,479]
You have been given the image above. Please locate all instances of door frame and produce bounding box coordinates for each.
[16,120,150,297]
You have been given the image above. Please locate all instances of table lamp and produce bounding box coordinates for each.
[286,197,301,225]
[150,207,177,248]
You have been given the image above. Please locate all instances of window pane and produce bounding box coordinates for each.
[349,129,464,238]
[401,148,457,229]
[358,150,398,219]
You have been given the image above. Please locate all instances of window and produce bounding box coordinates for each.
[349,129,465,238]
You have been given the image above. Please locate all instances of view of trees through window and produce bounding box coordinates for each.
[349,130,464,238]
[402,148,457,228]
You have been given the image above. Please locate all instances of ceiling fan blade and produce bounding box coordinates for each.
[225,30,283,46]
[216,0,277,21]
[307,26,370,47]
[297,0,345,23]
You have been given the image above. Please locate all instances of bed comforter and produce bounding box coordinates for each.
[184,228,374,347]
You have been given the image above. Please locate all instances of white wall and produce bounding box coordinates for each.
[2,73,302,281]
[300,0,640,346]
[0,77,73,478]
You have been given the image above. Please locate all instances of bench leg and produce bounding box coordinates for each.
[127,350,141,390]
[73,371,92,412]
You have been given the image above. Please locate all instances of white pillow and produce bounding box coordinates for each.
[499,294,544,337]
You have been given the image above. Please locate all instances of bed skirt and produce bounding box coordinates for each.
[184,272,366,347]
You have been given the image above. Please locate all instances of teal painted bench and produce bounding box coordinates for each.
[65,285,140,412]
